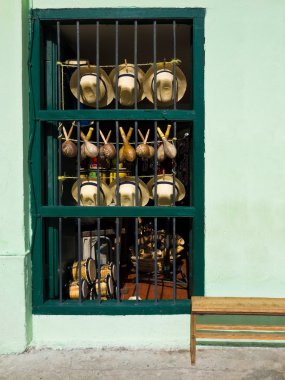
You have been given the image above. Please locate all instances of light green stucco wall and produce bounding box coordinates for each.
[0,0,32,354]
[31,0,285,349]
[1,0,285,352]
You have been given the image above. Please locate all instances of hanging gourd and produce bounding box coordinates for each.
[99,129,116,160]
[136,129,151,159]
[81,128,98,158]
[157,124,176,161]
[61,124,77,158]
[119,127,133,162]
[119,127,136,162]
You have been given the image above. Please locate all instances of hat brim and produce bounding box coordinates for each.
[70,65,114,108]
[143,62,187,107]
[147,174,186,202]
[109,64,145,104]
[109,176,150,206]
[71,179,113,206]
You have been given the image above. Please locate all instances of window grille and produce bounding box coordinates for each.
[29,8,205,314]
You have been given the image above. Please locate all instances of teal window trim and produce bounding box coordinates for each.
[29,8,205,315]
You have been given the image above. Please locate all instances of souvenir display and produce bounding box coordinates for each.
[99,130,116,160]
[70,65,114,108]
[91,275,114,299]
[143,62,187,107]
[119,127,133,162]
[130,224,185,274]
[119,127,136,162]
[69,280,89,299]
[147,174,185,206]
[136,129,151,159]
[100,263,117,283]
[109,176,150,206]
[157,126,177,160]
[99,130,111,160]
[156,124,172,162]
[62,124,77,158]
[81,129,98,158]
[72,258,96,285]
[109,62,145,106]
[72,179,113,206]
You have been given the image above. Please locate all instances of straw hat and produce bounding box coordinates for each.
[70,65,114,108]
[109,64,145,106]
[109,176,150,206]
[143,62,187,107]
[71,179,113,206]
[147,174,185,206]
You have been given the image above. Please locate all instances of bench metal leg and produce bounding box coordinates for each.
[190,314,196,365]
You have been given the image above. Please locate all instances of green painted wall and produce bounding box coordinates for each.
[0,0,32,354]
[1,0,285,352]
[30,0,285,349]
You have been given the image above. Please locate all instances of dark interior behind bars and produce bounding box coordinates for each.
[41,20,193,304]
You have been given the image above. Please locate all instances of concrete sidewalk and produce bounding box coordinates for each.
[0,347,284,380]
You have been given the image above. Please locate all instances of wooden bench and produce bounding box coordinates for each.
[190,297,285,365]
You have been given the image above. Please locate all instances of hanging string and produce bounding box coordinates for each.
[58,173,173,182]
[56,58,182,69]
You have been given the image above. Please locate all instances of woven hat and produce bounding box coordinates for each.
[143,62,187,107]
[109,64,145,106]
[147,174,185,206]
[72,179,113,206]
[109,176,150,206]
[70,65,114,108]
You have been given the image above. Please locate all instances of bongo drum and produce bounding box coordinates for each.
[69,280,89,299]
[100,263,117,283]
[93,275,114,299]
[72,258,96,285]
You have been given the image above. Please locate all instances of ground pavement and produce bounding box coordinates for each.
[0,347,285,380]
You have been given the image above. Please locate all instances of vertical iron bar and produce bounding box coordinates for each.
[115,20,120,302]
[172,216,176,303]
[172,20,177,303]
[76,20,82,302]
[134,20,139,302]
[153,21,158,303]
[56,21,63,302]
[96,21,101,302]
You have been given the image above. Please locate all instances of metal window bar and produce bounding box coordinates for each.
[134,20,139,303]
[115,20,120,302]
[96,20,102,302]
[56,21,63,303]
[172,20,177,303]
[153,20,158,303]
[76,20,82,302]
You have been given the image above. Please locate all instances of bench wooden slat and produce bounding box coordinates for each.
[196,332,285,340]
[196,324,285,331]
[192,297,285,315]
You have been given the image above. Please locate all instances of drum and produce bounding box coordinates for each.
[100,263,117,283]
[72,258,96,285]
[69,280,89,299]
[92,275,114,299]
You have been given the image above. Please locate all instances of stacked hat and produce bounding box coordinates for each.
[109,176,150,206]
[70,65,114,108]
[109,63,145,106]
[72,179,113,206]
[143,62,187,107]
[147,174,185,206]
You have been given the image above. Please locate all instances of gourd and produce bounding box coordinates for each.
[119,127,136,162]
[99,130,116,160]
[62,124,77,158]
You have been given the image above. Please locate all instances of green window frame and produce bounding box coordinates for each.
[29,7,205,315]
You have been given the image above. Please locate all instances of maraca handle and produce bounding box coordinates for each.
[119,127,128,143]
[86,127,94,141]
[157,127,165,139]
[165,124,172,139]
